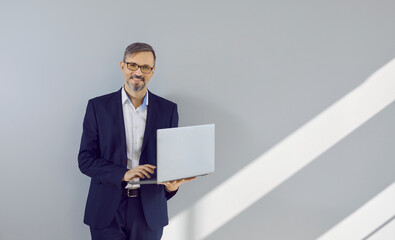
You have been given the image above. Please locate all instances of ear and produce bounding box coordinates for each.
[120,61,124,70]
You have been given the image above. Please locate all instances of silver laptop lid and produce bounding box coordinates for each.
[157,124,215,182]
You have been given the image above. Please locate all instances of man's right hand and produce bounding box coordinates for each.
[122,164,156,182]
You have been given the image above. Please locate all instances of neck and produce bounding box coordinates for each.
[124,84,147,109]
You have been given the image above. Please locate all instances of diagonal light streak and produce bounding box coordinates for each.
[317,182,395,240]
[163,58,395,240]
[364,215,395,240]
[365,215,395,240]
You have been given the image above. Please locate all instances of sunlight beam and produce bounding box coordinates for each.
[163,58,395,240]
[317,182,395,240]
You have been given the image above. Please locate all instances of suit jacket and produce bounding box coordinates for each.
[78,88,178,230]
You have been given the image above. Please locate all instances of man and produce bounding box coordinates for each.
[78,42,194,240]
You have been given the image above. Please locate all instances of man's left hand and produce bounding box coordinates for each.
[158,177,196,192]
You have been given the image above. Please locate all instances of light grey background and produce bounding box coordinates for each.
[1,0,395,239]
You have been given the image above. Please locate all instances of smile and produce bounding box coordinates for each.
[131,78,143,83]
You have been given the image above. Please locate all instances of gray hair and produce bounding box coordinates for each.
[123,42,156,65]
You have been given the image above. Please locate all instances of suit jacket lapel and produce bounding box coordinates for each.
[141,90,157,161]
[114,88,127,162]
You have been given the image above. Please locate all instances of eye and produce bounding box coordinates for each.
[142,66,150,71]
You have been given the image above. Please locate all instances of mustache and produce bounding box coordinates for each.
[130,74,145,81]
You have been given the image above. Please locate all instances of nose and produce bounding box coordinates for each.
[134,66,143,75]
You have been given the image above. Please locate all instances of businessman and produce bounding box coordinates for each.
[78,42,194,240]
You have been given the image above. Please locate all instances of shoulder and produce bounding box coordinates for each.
[88,89,121,105]
[149,90,177,108]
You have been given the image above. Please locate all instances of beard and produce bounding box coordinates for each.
[128,74,146,92]
[127,81,146,92]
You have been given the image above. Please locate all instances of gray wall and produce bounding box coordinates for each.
[1,0,395,239]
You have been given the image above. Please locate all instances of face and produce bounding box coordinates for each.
[120,51,155,93]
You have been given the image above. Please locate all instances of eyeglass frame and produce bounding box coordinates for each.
[123,61,155,74]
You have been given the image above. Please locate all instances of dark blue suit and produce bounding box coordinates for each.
[78,88,178,231]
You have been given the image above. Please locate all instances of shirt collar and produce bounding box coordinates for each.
[122,86,149,110]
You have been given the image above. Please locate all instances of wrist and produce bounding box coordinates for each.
[122,171,130,182]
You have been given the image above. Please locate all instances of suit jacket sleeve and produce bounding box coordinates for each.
[78,100,128,188]
[165,103,179,200]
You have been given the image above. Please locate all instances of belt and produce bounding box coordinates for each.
[123,188,140,198]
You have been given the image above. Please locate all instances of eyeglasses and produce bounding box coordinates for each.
[123,61,154,74]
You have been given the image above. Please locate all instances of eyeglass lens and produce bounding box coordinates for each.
[127,63,152,73]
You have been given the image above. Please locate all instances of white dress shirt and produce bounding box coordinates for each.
[122,86,148,189]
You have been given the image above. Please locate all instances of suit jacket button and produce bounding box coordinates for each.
[123,160,127,164]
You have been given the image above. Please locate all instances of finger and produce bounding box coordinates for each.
[176,179,187,183]
[176,177,194,184]
[162,181,172,185]
[142,164,157,169]
[140,166,155,174]
[137,166,155,174]
[136,172,145,179]
[180,177,195,183]
[139,169,152,178]
[160,181,174,185]
[157,182,171,187]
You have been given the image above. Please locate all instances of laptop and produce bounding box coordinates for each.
[129,124,215,185]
